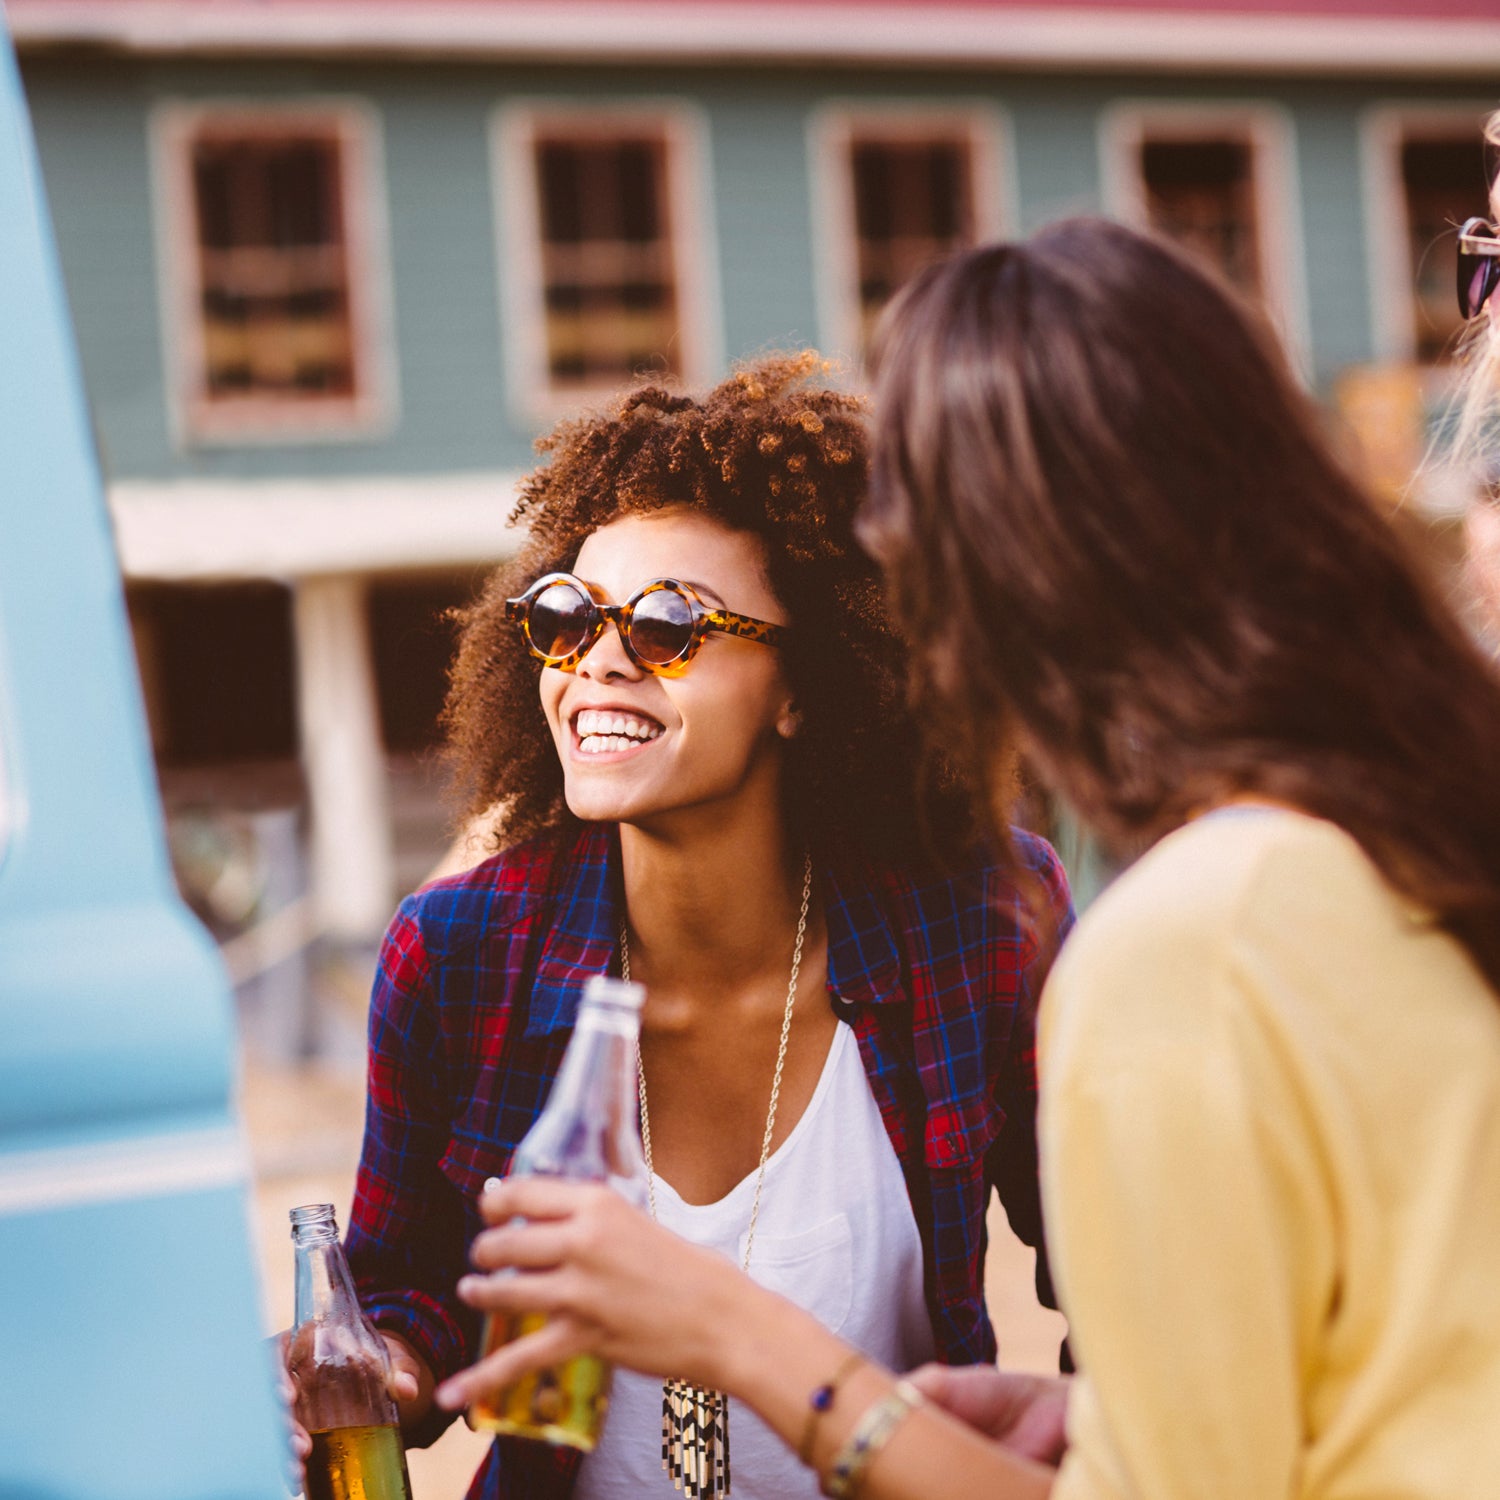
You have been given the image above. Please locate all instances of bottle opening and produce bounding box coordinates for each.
[290,1202,339,1240]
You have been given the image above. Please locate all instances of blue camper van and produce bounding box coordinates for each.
[0,21,285,1500]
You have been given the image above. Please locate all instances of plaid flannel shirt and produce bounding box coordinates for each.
[347,822,1073,1500]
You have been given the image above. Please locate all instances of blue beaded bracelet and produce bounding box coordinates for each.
[798,1351,867,1467]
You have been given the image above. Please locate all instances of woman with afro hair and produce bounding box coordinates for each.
[332,352,1073,1500]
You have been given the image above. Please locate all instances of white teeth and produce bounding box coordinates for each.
[574,709,663,745]
[578,729,657,755]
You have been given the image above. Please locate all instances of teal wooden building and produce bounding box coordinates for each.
[11,0,1499,976]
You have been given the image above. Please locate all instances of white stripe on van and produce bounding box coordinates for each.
[0,1125,249,1215]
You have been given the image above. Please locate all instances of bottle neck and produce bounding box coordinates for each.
[292,1226,363,1328]
[550,1006,634,1115]
[520,999,644,1187]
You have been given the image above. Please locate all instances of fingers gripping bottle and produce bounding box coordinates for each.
[288,1203,414,1500]
[470,975,648,1449]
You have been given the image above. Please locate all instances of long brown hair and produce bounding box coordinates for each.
[862,218,1500,992]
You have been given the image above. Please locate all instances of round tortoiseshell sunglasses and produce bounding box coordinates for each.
[505,572,790,677]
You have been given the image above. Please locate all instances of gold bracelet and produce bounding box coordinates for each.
[822,1378,925,1499]
[799,1351,867,1467]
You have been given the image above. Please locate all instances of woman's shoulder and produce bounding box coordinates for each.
[846,827,1069,909]
[827,828,1070,995]
[1045,807,1404,1047]
[1070,807,1372,956]
[391,823,608,964]
[927,827,1073,943]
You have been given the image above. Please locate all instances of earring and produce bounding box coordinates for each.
[777,706,802,739]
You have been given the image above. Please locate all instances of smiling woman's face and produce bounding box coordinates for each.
[537,508,796,831]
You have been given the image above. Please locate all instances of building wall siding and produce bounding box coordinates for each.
[1010,86,1108,232]
[19,56,1474,487]
[1293,96,1378,377]
[24,67,173,480]
[380,82,510,472]
[709,85,822,359]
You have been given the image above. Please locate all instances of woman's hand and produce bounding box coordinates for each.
[270,1330,313,1485]
[437,1179,1059,1500]
[379,1330,429,1419]
[905,1365,1071,1467]
[434,1177,760,1413]
[272,1324,428,1484]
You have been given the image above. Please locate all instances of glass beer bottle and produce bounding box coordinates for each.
[288,1203,414,1500]
[469,974,647,1450]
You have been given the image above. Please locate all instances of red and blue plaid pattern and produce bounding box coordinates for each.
[347,823,1072,1499]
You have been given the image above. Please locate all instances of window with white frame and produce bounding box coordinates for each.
[1399,132,1489,363]
[156,105,390,439]
[1107,107,1307,361]
[530,125,684,390]
[843,127,984,356]
[1138,134,1264,299]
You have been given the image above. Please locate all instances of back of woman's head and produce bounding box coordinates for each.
[446,350,973,863]
[863,216,1500,988]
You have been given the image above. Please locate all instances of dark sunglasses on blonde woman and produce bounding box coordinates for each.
[506,572,789,677]
[1457,217,1500,319]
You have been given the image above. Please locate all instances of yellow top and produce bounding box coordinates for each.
[1041,807,1500,1500]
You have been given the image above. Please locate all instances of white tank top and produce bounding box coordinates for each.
[574,1020,935,1500]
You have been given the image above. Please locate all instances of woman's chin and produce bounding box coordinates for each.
[563,782,660,826]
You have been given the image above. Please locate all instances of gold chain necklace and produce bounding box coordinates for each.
[619,851,813,1500]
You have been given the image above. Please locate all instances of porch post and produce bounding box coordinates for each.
[293,573,394,944]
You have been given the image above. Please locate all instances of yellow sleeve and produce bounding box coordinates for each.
[1042,936,1336,1500]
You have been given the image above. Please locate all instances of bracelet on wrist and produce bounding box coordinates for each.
[798,1351,867,1467]
[822,1378,925,1499]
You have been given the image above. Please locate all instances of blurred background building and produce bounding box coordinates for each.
[10,0,1497,1043]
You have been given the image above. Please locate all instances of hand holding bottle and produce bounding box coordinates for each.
[439,1175,751,1407]
[270,1328,314,1481]
[459,975,649,1450]
[284,1203,416,1500]
[380,1333,431,1419]
[272,1327,426,1492]
[275,1325,427,1471]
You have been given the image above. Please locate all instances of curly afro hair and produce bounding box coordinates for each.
[443,350,973,864]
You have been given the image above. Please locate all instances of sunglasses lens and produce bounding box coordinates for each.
[1461,253,1481,319]
[528,581,592,660]
[628,588,695,665]
[1460,255,1497,320]
[1481,261,1500,318]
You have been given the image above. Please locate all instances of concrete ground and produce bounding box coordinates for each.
[244,1058,1067,1500]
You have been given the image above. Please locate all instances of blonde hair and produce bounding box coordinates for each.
[1448,109,1500,469]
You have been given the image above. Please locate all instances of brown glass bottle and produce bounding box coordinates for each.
[289,1203,414,1500]
[469,975,647,1450]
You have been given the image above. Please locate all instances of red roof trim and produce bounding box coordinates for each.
[15,0,1500,18]
[10,1,1500,76]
